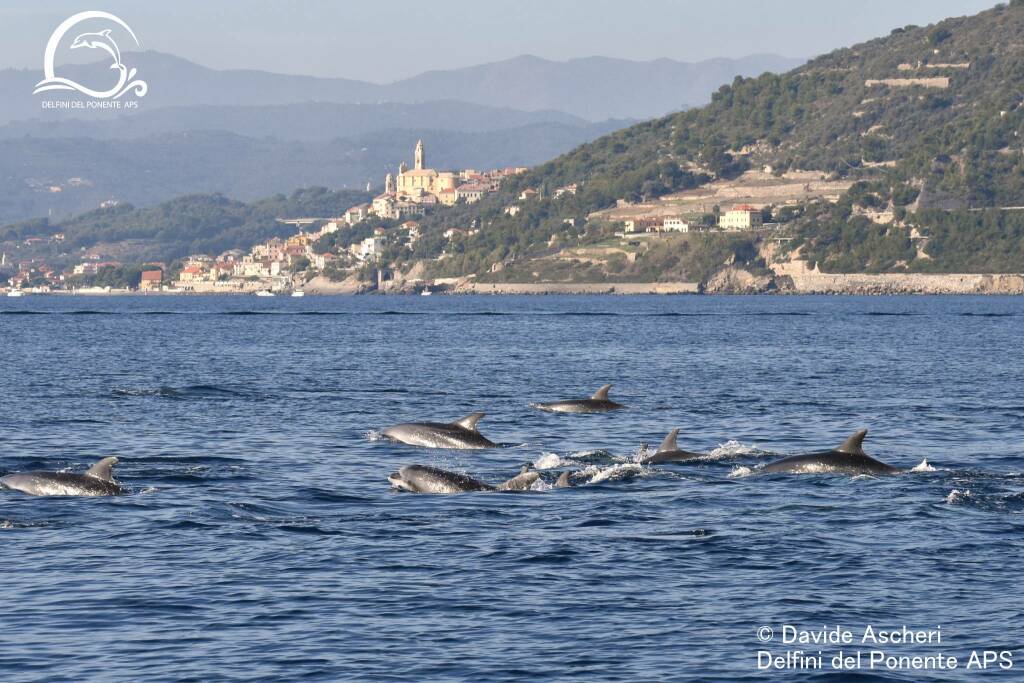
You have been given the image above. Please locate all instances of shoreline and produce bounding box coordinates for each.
[5,271,1024,297]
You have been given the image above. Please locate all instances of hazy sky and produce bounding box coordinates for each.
[0,0,999,82]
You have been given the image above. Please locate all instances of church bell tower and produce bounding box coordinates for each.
[414,139,425,170]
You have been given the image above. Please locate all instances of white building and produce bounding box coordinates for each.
[719,205,763,231]
[661,218,690,233]
[344,204,370,225]
[351,236,385,262]
[455,183,487,204]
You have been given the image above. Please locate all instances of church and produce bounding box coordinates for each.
[368,140,523,220]
[372,141,457,219]
[388,140,457,198]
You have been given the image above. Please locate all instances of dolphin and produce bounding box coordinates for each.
[388,464,539,493]
[497,465,542,491]
[760,429,902,476]
[0,457,125,496]
[639,429,706,464]
[382,412,498,449]
[531,384,625,413]
[555,471,575,487]
[70,29,124,71]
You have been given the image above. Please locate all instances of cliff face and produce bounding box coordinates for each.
[703,266,776,294]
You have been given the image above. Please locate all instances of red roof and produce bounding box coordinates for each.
[140,270,162,281]
[733,204,759,212]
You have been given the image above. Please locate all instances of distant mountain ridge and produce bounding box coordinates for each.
[386,54,806,120]
[0,121,625,223]
[0,49,803,223]
[0,101,601,142]
[0,51,804,124]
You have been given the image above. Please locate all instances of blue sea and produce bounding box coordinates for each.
[2,294,1023,681]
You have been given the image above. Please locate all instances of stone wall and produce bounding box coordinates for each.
[785,271,1024,295]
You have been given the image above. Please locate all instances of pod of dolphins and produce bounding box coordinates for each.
[0,384,910,498]
[382,385,911,494]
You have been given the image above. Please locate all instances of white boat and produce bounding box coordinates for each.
[291,290,305,297]
[255,290,275,297]
[6,290,25,297]
[420,289,433,296]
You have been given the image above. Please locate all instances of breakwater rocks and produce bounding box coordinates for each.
[783,272,1024,295]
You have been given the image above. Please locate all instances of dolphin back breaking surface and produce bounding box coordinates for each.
[639,428,706,464]
[381,412,498,449]
[388,464,539,494]
[0,456,126,496]
[760,429,903,476]
[531,384,625,414]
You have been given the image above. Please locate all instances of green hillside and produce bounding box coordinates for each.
[407,1,1024,278]
[1,187,370,264]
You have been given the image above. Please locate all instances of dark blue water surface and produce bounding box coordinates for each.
[2,294,1024,682]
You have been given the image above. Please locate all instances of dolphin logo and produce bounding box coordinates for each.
[33,11,148,99]
[70,29,124,72]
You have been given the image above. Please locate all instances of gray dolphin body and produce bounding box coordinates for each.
[532,384,625,414]
[0,457,125,496]
[555,471,575,487]
[760,429,902,476]
[388,464,539,493]
[639,429,706,464]
[382,412,497,449]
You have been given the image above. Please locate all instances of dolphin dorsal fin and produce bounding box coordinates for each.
[454,412,485,431]
[591,384,612,400]
[496,470,539,491]
[86,456,118,482]
[837,429,868,456]
[555,471,573,488]
[656,428,680,454]
[100,29,112,37]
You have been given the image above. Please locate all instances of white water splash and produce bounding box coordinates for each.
[707,440,762,460]
[946,489,972,504]
[533,452,562,470]
[911,459,936,473]
[572,449,616,461]
[581,462,645,484]
[365,430,385,442]
[530,477,553,492]
[728,465,755,478]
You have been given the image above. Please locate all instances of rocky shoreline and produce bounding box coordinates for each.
[7,271,1024,297]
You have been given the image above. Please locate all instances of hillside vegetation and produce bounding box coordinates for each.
[405,2,1024,278]
[1,188,370,263]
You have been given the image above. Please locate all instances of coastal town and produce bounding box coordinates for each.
[2,141,532,295]
[1,204,778,296]
[3,139,789,296]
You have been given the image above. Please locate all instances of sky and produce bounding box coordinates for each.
[0,0,999,82]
